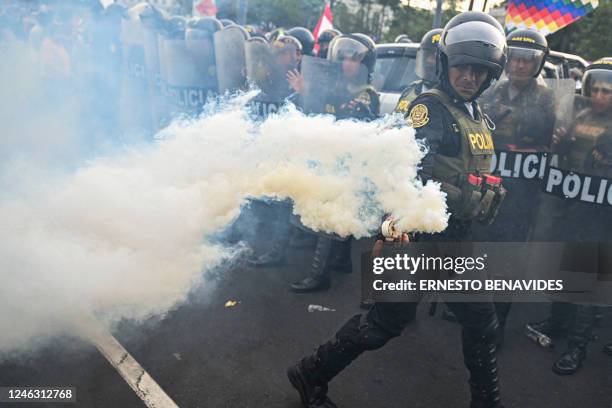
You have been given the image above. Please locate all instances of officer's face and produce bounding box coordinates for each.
[342,57,361,79]
[507,56,538,82]
[590,80,612,114]
[448,64,489,99]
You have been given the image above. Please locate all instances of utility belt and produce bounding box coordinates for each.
[441,173,506,225]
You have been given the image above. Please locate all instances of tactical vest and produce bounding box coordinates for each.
[395,81,422,114]
[487,81,552,148]
[423,89,494,184]
[565,109,611,173]
[417,89,503,223]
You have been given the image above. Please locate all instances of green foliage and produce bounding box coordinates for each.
[547,1,612,61]
[216,0,326,30]
[382,2,459,43]
[324,0,460,42]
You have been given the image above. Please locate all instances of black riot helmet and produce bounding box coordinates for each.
[317,28,341,58]
[271,35,301,70]
[219,18,235,27]
[328,33,376,84]
[394,34,412,43]
[505,29,548,79]
[136,3,164,30]
[187,17,222,40]
[318,28,341,44]
[415,28,443,84]
[437,11,507,101]
[244,24,265,39]
[581,57,612,98]
[162,15,186,39]
[287,27,315,56]
[353,33,376,49]
[266,28,283,42]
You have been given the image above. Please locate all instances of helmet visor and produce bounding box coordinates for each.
[505,46,545,78]
[415,48,437,82]
[582,68,612,97]
[443,21,506,77]
[328,37,368,63]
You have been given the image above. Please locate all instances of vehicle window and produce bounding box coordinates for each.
[373,55,418,93]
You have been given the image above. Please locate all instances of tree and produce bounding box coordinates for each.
[216,0,326,30]
[383,1,460,43]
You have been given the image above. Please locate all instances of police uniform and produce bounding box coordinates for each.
[526,60,612,375]
[289,82,505,408]
[394,79,427,115]
[324,84,380,120]
[476,29,555,242]
[394,28,443,116]
[288,13,508,408]
[290,35,380,292]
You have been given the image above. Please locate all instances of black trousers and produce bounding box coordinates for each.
[305,219,502,406]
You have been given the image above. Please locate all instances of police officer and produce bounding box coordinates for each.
[481,29,554,152]
[317,33,379,120]
[316,28,340,59]
[285,34,380,292]
[394,34,412,43]
[287,26,315,57]
[244,35,303,267]
[287,12,508,408]
[394,28,442,115]
[525,58,612,375]
[468,29,555,337]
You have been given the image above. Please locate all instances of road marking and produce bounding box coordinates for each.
[85,320,179,408]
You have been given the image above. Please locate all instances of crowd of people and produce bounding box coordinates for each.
[1,2,611,408]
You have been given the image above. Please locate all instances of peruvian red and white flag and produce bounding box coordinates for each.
[193,0,218,17]
[313,2,334,53]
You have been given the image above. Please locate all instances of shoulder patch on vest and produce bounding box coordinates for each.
[409,103,429,128]
[356,91,371,106]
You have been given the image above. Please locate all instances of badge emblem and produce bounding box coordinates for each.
[409,104,429,128]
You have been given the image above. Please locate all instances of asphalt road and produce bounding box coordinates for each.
[1,237,611,408]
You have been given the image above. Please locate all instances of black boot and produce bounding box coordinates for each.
[464,321,503,408]
[328,240,352,274]
[290,229,317,248]
[288,315,377,407]
[287,360,337,408]
[603,343,612,356]
[467,343,503,408]
[248,233,287,267]
[291,237,332,293]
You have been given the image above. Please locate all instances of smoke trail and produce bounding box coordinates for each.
[0,36,448,355]
[0,99,448,354]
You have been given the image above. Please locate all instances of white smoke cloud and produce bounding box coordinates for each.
[0,102,448,354]
[0,39,448,356]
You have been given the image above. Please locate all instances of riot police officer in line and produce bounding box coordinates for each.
[287,26,316,57]
[288,33,379,120]
[243,35,304,267]
[394,34,412,43]
[394,28,443,114]
[525,58,612,375]
[315,28,340,59]
[287,12,508,408]
[461,29,556,338]
[282,34,379,293]
[478,29,554,241]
